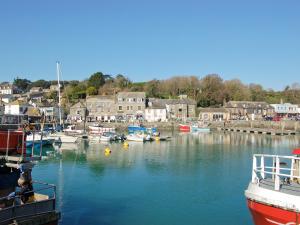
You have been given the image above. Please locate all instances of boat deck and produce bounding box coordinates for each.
[259,177,300,196]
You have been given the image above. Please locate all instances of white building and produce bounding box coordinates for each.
[0,94,13,103]
[145,100,167,122]
[271,103,299,116]
[5,100,31,115]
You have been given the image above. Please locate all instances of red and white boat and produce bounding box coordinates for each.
[179,124,190,132]
[0,125,60,225]
[245,149,300,225]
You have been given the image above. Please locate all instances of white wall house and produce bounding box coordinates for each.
[145,100,167,122]
[0,94,13,103]
[0,83,13,94]
[271,103,299,115]
[5,100,30,115]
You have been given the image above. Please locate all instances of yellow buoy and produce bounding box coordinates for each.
[123,141,129,147]
[104,147,111,155]
[155,137,160,141]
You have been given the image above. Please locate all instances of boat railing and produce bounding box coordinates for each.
[1,126,45,167]
[251,154,300,191]
[0,181,56,224]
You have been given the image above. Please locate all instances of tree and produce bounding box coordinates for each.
[198,74,225,107]
[249,84,265,101]
[224,79,251,101]
[13,78,31,92]
[114,74,131,88]
[88,72,105,89]
[86,86,98,95]
[28,79,51,89]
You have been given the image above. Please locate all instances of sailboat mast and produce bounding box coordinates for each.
[56,61,62,126]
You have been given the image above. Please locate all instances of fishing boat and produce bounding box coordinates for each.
[126,133,145,142]
[245,149,300,225]
[179,124,190,132]
[0,126,60,224]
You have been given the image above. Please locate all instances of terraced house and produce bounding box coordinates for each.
[224,101,274,120]
[116,92,146,120]
[86,95,116,122]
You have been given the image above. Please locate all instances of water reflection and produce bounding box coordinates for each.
[41,132,300,177]
[35,132,300,225]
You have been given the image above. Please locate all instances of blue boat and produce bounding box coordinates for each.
[128,125,157,134]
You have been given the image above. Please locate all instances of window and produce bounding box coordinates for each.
[138,106,141,110]
[127,106,130,110]
[133,98,136,102]
[118,106,122,111]
[130,106,133,110]
[179,108,182,112]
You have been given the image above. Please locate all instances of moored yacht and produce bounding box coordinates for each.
[245,149,300,225]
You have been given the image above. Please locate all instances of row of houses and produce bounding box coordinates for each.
[199,101,300,121]
[69,93,197,122]
[0,82,60,104]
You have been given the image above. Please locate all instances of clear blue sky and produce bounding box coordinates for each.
[0,0,299,90]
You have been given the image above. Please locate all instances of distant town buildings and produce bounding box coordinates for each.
[271,103,299,117]
[198,108,230,121]
[224,101,274,120]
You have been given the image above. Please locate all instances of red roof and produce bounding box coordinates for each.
[292,149,300,155]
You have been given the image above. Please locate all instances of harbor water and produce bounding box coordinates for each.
[33,132,300,225]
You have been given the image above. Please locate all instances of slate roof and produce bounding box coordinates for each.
[224,101,272,109]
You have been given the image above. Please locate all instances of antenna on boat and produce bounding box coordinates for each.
[56,61,62,126]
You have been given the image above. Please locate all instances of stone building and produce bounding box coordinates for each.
[198,108,230,121]
[116,92,146,120]
[86,95,117,122]
[69,102,87,122]
[164,98,197,120]
[224,101,274,120]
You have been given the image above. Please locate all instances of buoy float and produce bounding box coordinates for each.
[155,137,160,141]
[123,141,129,147]
[104,147,111,155]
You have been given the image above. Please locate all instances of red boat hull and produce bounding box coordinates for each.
[0,130,26,154]
[247,199,299,225]
[179,124,190,132]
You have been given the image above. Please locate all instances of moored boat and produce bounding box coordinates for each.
[64,125,84,135]
[179,124,190,132]
[128,125,157,134]
[88,124,115,135]
[126,133,145,142]
[0,127,60,225]
[245,149,300,225]
[191,126,210,132]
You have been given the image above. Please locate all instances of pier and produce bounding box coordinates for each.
[218,127,297,136]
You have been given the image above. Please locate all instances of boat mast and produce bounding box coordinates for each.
[56,61,62,126]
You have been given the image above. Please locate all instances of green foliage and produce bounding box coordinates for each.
[29,79,51,89]
[88,72,105,89]
[13,77,32,91]
[86,86,98,95]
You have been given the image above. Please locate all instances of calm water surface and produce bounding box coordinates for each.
[33,132,300,225]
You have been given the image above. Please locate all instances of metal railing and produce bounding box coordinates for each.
[0,126,44,166]
[0,181,56,224]
[251,154,300,191]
